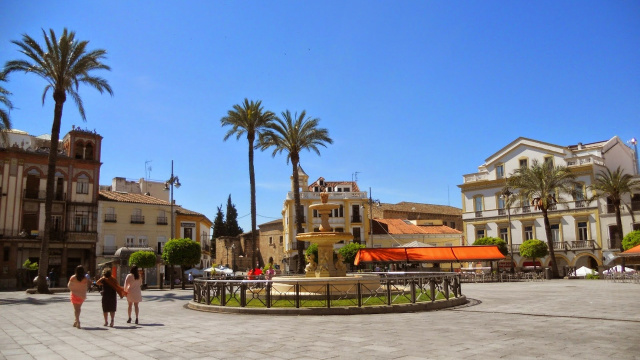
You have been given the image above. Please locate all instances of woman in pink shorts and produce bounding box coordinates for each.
[68,265,89,329]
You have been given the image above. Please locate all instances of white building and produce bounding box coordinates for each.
[459,136,640,274]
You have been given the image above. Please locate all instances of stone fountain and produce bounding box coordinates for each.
[270,189,379,295]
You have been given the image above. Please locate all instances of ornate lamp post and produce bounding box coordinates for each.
[501,186,514,273]
[165,160,181,289]
[630,138,639,175]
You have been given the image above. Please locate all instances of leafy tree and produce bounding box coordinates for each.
[591,167,640,251]
[225,195,243,236]
[507,159,577,278]
[212,205,226,238]
[473,237,508,256]
[4,28,112,293]
[129,251,157,285]
[0,71,13,144]
[22,259,38,271]
[519,239,548,270]
[338,242,366,267]
[305,243,318,263]
[622,230,640,251]
[221,99,275,269]
[162,238,201,290]
[259,110,333,273]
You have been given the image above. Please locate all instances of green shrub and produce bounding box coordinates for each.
[305,243,318,263]
[473,237,508,255]
[520,239,548,267]
[622,230,640,251]
[585,271,599,280]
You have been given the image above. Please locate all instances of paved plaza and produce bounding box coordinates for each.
[1,279,639,360]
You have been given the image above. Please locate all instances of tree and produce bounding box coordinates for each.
[221,99,275,269]
[0,71,13,144]
[161,238,201,290]
[622,230,640,251]
[507,159,577,278]
[473,237,508,256]
[225,195,243,236]
[338,243,366,268]
[259,110,333,273]
[591,167,640,251]
[212,205,226,238]
[4,28,112,293]
[128,251,157,286]
[519,239,548,271]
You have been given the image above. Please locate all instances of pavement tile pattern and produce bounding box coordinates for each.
[1,280,639,359]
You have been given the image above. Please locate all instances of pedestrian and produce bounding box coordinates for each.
[124,265,142,325]
[188,271,193,284]
[67,265,89,329]
[49,268,56,288]
[96,268,127,327]
[85,271,91,291]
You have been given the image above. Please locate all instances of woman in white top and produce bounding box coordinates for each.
[67,265,89,329]
[124,265,143,324]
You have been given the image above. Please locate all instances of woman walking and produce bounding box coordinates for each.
[67,265,89,329]
[124,265,142,324]
[96,268,127,327]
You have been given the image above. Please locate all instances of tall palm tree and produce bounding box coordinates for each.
[4,28,112,293]
[591,167,640,252]
[507,159,577,278]
[0,71,13,144]
[259,110,333,273]
[221,99,275,269]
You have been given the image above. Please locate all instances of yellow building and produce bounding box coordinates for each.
[174,207,213,270]
[281,167,369,273]
[97,191,171,284]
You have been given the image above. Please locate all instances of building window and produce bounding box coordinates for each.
[524,225,533,240]
[74,212,89,232]
[450,221,456,229]
[279,236,283,244]
[105,207,116,222]
[476,228,485,239]
[331,205,344,218]
[519,158,528,168]
[3,247,9,262]
[498,196,506,210]
[474,196,483,213]
[544,156,554,169]
[76,175,89,194]
[157,236,166,255]
[269,236,273,245]
[126,236,134,247]
[499,227,508,242]
[138,236,147,247]
[551,224,560,242]
[496,164,504,178]
[577,222,588,241]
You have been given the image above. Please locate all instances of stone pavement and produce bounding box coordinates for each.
[1,279,639,360]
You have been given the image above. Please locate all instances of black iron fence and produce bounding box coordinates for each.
[193,272,461,309]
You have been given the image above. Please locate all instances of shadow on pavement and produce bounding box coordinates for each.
[82,327,110,331]
[0,296,68,306]
[143,292,193,302]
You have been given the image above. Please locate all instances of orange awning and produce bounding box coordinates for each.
[354,245,505,265]
[452,246,506,261]
[406,247,457,262]
[354,248,407,265]
[619,244,640,257]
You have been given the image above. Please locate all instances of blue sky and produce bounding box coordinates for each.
[1,1,638,231]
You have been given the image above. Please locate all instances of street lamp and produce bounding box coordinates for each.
[501,186,514,273]
[165,160,181,289]
[629,138,639,175]
[368,187,380,248]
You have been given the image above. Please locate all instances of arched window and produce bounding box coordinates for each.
[75,141,84,159]
[84,143,94,160]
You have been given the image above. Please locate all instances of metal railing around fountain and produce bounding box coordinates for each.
[192,272,462,309]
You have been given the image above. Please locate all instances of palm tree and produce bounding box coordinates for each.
[507,159,577,278]
[591,167,640,252]
[0,71,13,144]
[4,28,112,293]
[259,110,333,273]
[221,99,275,269]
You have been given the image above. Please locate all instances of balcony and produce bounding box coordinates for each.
[22,189,66,201]
[574,200,586,208]
[130,215,145,224]
[157,216,168,225]
[104,213,117,223]
[69,224,95,233]
[552,242,569,251]
[463,172,489,183]
[522,206,531,213]
[286,191,368,200]
[566,155,605,168]
[475,211,483,218]
[569,240,598,250]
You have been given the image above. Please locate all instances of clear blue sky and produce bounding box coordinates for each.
[1,1,638,231]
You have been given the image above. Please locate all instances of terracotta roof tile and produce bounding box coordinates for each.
[373,202,461,218]
[373,219,462,235]
[99,191,170,205]
[308,177,360,192]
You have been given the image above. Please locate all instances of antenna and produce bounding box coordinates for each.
[352,171,360,183]
[145,160,152,179]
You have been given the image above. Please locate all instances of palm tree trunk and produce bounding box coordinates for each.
[291,156,305,274]
[37,94,65,294]
[248,135,257,269]
[614,203,625,272]
[542,209,559,278]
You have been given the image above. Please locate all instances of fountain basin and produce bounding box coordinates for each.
[270,274,380,295]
